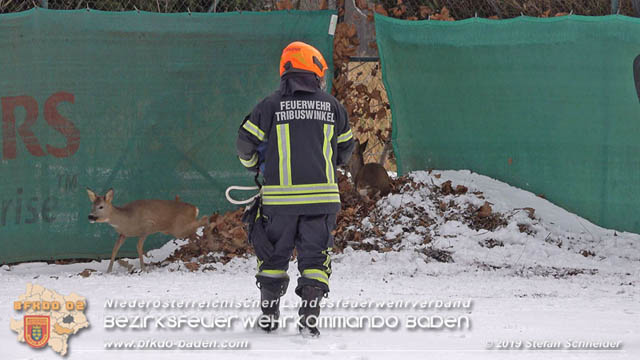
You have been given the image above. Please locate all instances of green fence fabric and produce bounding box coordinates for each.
[0,8,335,263]
[376,14,640,234]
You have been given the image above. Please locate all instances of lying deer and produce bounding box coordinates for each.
[349,139,392,197]
[86,188,209,273]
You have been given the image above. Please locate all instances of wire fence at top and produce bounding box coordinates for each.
[373,0,638,19]
[0,0,303,14]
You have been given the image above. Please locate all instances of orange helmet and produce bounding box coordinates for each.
[279,41,328,78]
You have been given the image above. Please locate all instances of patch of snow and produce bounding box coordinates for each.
[145,239,188,262]
[1,170,638,359]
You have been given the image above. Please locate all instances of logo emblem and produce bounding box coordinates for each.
[24,315,50,348]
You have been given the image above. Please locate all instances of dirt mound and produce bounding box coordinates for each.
[164,171,516,269]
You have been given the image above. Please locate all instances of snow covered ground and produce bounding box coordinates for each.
[1,170,638,359]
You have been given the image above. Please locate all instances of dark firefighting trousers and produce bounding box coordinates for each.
[250,208,336,296]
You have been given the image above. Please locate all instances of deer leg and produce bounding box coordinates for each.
[137,236,147,271]
[107,234,126,273]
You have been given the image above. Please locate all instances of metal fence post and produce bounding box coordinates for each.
[209,0,219,13]
[633,0,640,17]
[40,0,48,8]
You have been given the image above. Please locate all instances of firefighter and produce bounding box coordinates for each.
[236,41,354,337]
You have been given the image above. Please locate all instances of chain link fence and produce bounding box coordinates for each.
[374,0,638,19]
[0,0,327,14]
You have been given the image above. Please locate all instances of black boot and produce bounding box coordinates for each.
[297,285,326,337]
[256,279,288,333]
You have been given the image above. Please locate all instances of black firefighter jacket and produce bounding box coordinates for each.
[236,72,354,215]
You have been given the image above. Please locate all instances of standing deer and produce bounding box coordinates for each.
[348,139,392,197]
[86,188,209,273]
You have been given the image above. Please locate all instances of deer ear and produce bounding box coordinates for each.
[361,139,369,152]
[86,188,97,202]
[105,189,114,203]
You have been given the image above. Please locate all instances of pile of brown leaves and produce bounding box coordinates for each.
[164,172,525,269]
[334,172,416,252]
[332,3,392,162]
[164,172,410,268]
[334,172,518,255]
[165,209,252,271]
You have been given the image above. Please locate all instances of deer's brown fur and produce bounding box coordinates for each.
[348,139,392,197]
[86,188,209,273]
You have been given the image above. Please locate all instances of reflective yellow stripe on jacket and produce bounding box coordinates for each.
[323,124,335,183]
[239,153,258,168]
[276,124,292,186]
[242,120,266,141]
[266,123,341,206]
[262,183,340,206]
[337,129,352,144]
